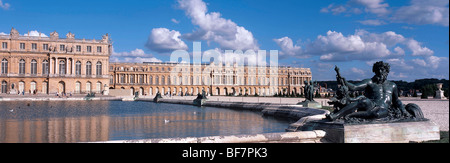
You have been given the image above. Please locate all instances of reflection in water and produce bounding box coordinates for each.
[0,101,291,143]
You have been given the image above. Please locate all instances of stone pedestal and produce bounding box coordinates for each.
[301,120,440,143]
[193,99,208,106]
[435,90,446,99]
[297,101,322,109]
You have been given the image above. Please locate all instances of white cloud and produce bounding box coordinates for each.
[357,30,432,56]
[392,0,449,26]
[273,37,304,58]
[0,0,10,10]
[320,4,348,15]
[306,30,393,61]
[351,67,366,76]
[112,48,148,57]
[111,48,162,63]
[23,30,49,37]
[323,0,449,27]
[0,32,7,35]
[145,28,188,53]
[178,0,259,51]
[358,19,387,26]
[349,0,390,16]
[289,30,433,62]
[171,18,180,24]
[406,39,434,56]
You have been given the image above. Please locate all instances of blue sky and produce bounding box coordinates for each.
[1,0,448,81]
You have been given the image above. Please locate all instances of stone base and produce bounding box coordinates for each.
[301,120,440,143]
[435,90,446,99]
[193,99,208,106]
[297,101,322,109]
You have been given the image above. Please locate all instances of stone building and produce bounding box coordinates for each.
[1,27,312,97]
[0,28,111,95]
[109,61,312,96]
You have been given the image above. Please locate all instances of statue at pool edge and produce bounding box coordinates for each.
[326,61,425,123]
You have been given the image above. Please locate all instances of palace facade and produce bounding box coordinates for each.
[109,62,312,97]
[0,28,111,95]
[0,28,312,96]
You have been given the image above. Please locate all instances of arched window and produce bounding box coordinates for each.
[42,60,49,75]
[86,61,92,75]
[96,61,102,76]
[75,61,81,75]
[19,59,25,75]
[86,82,91,93]
[31,59,37,75]
[1,59,8,74]
[1,81,7,93]
[59,60,66,75]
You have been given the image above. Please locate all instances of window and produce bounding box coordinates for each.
[59,60,66,75]
[31,59,37,75]
[96,61,102,76]
[75,61,81,75]
[42,60,49,75]
[86,82,91,93]
[75,82,81,93]
[96,82,102,93]
[19,59,25,74]
[139,75,144,84]
[2,42,7,49]
[86,61,92,75]
[120,75,125,83]
[1,59,7,74]
[87,46,92,52]
[1,81,7,93]
[32,43,37,50]
[43,44,49,51]
[60,45,65,52]
[76,45,81,52]
[110,75,114,84]
[130,75,135,84]
[20,43,25,50]
[97,46,102,53]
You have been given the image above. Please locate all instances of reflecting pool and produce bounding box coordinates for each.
[0,101,292,143]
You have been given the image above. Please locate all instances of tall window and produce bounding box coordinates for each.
[120,75,125,83]
[43,44,49,51]
[32,43,37,50]
[19,59,25,75]
[60,45,65,52]
[42,60,49,75]
[86,61,92,75]
[1,59,7,74]
[59,60,66,75]
[76,45,81,52]
[31,59,37,75]
[96,61,102,76]
[75,61,81,75]
[87,46,92,52]
[20,43,25,50]
[2,42,7,49]
[97,46,102,53]
[130,75,135,84]
[1,81,7,93]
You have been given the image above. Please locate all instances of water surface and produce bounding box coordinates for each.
[0,101,291,143]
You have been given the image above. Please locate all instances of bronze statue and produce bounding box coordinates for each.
[303,80,316,102]
[327,61,424,122]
